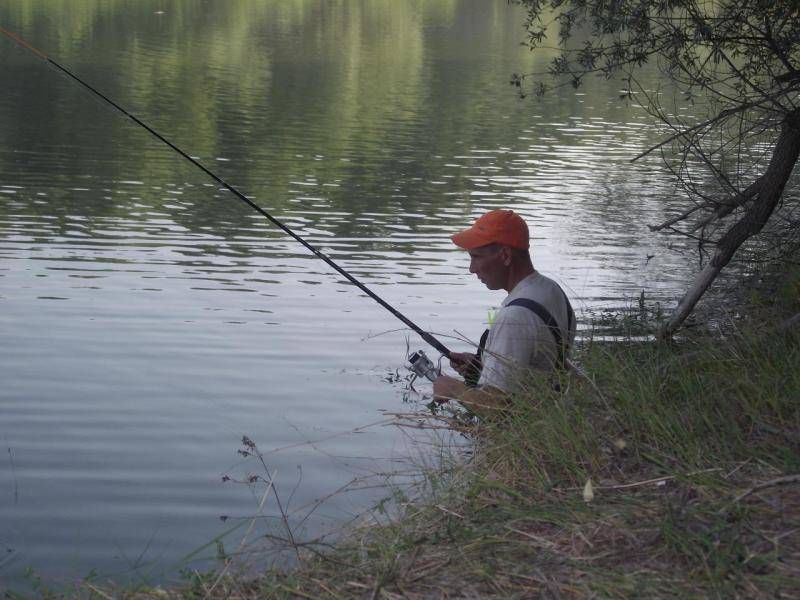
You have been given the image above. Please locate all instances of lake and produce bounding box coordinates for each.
[0,0,691,589]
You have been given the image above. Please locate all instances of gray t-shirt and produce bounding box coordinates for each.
[478,272,575,392]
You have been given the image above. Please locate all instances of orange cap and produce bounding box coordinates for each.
[451,209,529,250]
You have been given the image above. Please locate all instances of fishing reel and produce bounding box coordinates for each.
[407,349,439,384]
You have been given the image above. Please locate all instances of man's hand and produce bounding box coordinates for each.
[448,352,477,376]
[433,374,510,418]
[432,374,466,403]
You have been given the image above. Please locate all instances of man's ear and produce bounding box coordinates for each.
[501,245,512,266]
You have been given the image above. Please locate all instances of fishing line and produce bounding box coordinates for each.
[0,26,451,359]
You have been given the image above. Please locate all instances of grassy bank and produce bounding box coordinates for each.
[70,265,800,598]
[157,263,797,598]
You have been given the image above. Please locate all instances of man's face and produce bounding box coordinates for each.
[468,244,509,290]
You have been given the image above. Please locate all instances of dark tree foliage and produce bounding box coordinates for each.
[512,0,800,334]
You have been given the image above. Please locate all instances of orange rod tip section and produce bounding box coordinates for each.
[0,26,49,61]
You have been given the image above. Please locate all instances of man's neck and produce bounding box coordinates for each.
[504,264,535,293]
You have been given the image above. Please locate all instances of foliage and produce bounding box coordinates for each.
[513,0,799,98]
[512,0,800,334]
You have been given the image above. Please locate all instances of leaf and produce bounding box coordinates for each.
[583,478,594,503]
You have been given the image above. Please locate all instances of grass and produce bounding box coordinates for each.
[26,262,800,598]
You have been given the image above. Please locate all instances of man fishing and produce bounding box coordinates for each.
[433,209,575,415]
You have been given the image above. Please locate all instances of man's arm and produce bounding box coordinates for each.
[432,374,510,419]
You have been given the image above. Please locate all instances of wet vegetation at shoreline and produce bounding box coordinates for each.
[52,259,796,599]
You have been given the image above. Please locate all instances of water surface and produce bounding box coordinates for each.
[1,0,688,588]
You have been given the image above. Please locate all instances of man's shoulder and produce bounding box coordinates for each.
[507,272,562,304]
[495,301,549,328]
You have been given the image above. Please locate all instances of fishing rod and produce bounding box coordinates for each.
[0,26,452,366]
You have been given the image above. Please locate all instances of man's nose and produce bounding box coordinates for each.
[469,260,477,274]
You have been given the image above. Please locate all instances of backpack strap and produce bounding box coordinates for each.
[506,298,567,370]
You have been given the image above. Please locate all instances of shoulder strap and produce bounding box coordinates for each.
[507,298,567,369]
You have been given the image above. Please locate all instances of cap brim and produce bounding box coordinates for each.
[451,229,491,249]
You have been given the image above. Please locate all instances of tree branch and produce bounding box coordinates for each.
[661,110,800,336]
[631,103,757,163]
[690,178,764,232]
[650,204,709,232]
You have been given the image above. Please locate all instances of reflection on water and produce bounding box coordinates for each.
[1,0,690,588]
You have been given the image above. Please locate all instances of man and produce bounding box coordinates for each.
[433,209,575,415]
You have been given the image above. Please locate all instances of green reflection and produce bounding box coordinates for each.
[0,0,659,248]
